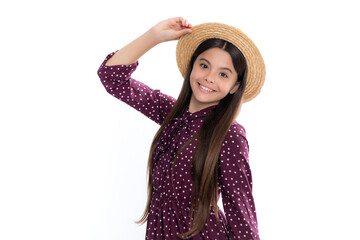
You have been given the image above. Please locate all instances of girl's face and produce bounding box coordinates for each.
[189,47,240,113]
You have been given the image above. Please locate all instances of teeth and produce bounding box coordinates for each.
[199,84,214,92]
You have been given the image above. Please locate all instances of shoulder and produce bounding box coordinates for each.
[219,121,249,162]
[227,121,247,138]
[223,121,248,148]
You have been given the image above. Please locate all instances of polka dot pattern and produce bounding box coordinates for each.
[97,50,260,239]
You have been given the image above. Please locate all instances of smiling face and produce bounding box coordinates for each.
[188,47,240,113]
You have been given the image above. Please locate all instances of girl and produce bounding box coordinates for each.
[97,17,265,240]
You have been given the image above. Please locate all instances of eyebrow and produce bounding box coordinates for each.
[199,58,233,74]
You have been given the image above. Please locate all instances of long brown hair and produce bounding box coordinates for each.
[135,38,247,239]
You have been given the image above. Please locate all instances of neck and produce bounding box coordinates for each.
[188,96,218,113]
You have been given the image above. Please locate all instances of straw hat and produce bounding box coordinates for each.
[176,22,266,103]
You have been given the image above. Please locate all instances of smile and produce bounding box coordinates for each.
[198,83,215,93]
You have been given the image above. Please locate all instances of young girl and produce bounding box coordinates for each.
[97,17,265,240]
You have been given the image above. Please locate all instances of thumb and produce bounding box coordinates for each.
[174,28,192,39]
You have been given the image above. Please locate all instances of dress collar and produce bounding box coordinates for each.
[182,104,217,121]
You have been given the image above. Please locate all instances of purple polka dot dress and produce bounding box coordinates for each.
[97,50,260,240]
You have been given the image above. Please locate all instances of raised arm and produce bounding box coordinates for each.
[97,17,192,125]
[105,17,192,66]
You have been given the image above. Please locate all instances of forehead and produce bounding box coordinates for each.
[196,48,234,68]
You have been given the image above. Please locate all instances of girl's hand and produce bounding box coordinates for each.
[151,17,192,43]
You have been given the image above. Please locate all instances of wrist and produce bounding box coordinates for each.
[146,27,163,46]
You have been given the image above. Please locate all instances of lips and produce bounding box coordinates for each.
[198,82,215,92]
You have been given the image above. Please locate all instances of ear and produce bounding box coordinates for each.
[229,82,241,94]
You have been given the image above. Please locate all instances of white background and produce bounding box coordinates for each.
[1,0,359,239]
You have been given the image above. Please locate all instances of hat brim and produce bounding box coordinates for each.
[176,22,266,103]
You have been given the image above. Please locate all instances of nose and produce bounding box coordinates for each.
[204,71,216,84]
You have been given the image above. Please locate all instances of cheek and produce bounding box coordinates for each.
[190,66,203,79]
[189,71,195,82]
[189,71,200,87]
[189,72,197,90]
[218,83,234,95]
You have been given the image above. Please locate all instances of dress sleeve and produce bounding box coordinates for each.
[218,124,260,240]
[97,50,176,125]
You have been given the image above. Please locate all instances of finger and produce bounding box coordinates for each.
[181,18,186,26]
[175,16,184,25]
[184,19,188,27]
[175,28,192,39]
[174,17,191,28]
[185,19,192,28]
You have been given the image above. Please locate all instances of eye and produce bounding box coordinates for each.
[220,72,228,78]
[200,63,208,69]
